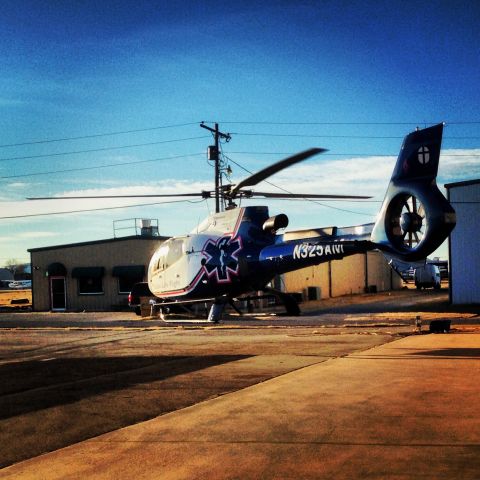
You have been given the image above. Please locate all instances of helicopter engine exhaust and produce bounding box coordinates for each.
[263,214,289,233]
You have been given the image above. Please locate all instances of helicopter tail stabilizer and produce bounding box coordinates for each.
[371,123,456,261]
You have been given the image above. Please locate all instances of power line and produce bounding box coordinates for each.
[4,149,477,182]
[227,151,391,156]
[224,155,374,217]
[209,121,480,126]
[3,198,477,221]
[1,120,478,150]
[445,137,480,140]
[232,132,480,140]
[226,151,480,157]
[0,122,199,148]
[0,199,207,220]
[0,136,210,163]
[233,133,403,139]
[0,153,203,180]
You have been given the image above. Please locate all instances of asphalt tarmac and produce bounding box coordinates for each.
[0,289,478,479]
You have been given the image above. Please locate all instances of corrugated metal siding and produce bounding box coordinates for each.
[331,254,365,297]
[366,251,402,292]
[283,251,401,299]
[283,263,330,299]
[449,183,480,304]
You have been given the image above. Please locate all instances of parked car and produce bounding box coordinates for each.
[128,282,154,316]
[402,267,415,281]
[414,264,441,290]
[8,280,32,289]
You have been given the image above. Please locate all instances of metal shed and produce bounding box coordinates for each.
[445,179,480,305]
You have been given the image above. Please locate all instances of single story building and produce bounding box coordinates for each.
[29,235,167,311]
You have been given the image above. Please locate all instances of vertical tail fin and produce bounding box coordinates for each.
[371,123,456,261]
[391,123,443,182]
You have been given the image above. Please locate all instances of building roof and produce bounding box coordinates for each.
[28,235,169,253]
[445,178,480,189]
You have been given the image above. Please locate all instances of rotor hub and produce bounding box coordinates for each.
[400,212,423,234]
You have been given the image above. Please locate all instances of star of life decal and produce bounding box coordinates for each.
[202,235,242,283]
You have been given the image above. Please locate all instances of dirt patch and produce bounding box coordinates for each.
[0,289,32,309]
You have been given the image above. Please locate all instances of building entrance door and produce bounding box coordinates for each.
[50,276,66,311]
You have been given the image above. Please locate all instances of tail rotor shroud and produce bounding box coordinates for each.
[371,123,456,261]
[388,194,427,250]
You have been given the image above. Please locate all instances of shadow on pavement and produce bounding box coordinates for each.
[410,348,480,358]
[1,354,250,419]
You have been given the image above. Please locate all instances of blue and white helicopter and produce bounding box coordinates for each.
[35,124,456,321]
[136,123,456,321]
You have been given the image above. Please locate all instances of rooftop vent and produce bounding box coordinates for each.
[113,218,160,238]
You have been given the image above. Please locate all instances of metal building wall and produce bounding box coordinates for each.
[448,181,480,304]
[282,263,330,299]
[283,251,401,299]
[30,237,164,311]
[331,254,365,297]
[366,251,396,293]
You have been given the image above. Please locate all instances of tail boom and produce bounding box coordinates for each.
[259,238,373,276]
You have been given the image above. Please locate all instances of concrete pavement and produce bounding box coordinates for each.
[2,332,479,479]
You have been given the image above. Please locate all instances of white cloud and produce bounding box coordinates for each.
[55,179,211,198]
[0,231,56,242]
[252,149,480,199]
[438,149,480,183]
[0,179,213,225]
[6,182,29,188]
[18,231,56,239]
[271,155,393,199]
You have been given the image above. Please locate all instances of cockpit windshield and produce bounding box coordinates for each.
[154,238,185,271]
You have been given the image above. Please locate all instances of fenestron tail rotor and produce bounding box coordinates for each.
[388,194,427,251]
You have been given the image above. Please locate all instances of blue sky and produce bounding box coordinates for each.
[1,0,479,264]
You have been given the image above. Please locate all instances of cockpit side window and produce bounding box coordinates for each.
[165,239,184,268]
[153,238,185,272]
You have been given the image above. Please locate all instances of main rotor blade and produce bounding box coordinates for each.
[27,192,210,200]
[250,191,372,200]
[229,148,326,198]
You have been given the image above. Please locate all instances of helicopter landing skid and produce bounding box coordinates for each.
[207,297,228,323]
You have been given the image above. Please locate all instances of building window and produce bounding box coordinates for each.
[78,276,103,295]
[117,275,141,294]
[112,265,145,294]
[72,267,105,295]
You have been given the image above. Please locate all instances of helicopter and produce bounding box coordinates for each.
[30,123,456,321]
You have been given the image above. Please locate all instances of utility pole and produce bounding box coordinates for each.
[200,122,231,213]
